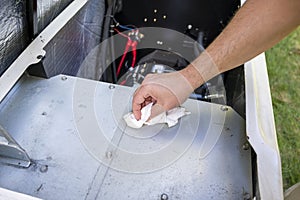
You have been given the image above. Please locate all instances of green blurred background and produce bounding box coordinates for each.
[265,26,300,190]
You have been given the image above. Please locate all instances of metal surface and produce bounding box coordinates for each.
[0,0,88,103]
[0,125,31,167]
[0,74,252,199]
[0,187,41,200]
[244,53,284,199]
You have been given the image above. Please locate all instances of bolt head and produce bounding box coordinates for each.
[242,142,250,150]
[39,165,48,173]
[161,193,168,200]
[106,151,113,159]
[61,76,67,81]
[220,106,229,111]
[109,85,115,89]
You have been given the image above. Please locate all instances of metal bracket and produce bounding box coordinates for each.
[0,125,31,167]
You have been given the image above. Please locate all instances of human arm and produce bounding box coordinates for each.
[132,0,300,120]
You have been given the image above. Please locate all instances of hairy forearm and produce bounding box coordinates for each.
[181,0,300,89]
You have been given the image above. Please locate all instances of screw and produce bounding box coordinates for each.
[109,85,115,89]
[220,106,229,111]
[161,193,168,200]
[61,76,67,81]
[39,165,48,173]
[242,142,250,150]
[106,151,113,159]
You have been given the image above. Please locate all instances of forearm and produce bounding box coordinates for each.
[181,0,300,89]
[132,0,300,119]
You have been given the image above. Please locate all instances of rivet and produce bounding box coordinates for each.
[144,18,148,22]
[39,165,48,173]
[153,18,157,22]
[161,193,168,200]
[106,151,113,159]
[163,15,167,19]
[220,106,229,111]
[109,85,115,89]
[61,76,67,81]
[242,142,250,150]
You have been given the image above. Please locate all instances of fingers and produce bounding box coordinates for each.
[148,104,165,120]
[132,86,152,120]
[132,73,177,120]
[131,72,190,121]
[132,86,164,121]
[132,93,143,120]
[141,96,154,108]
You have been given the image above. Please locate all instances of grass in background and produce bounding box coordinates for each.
[265,26,300,190]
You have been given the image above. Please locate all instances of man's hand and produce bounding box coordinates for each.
[132,71,195,120]
[131,0,300,121]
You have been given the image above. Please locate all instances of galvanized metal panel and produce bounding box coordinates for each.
[0,187,42,200]
[0,75,252,199]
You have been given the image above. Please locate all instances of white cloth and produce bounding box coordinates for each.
[123,103,191,129]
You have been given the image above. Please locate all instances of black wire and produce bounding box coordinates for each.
[105,15,136,30]
[109,25,118,83]
[99,5,114,82]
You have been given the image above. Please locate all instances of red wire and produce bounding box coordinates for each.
[114,28,131,77]
[120,79,127,85]
[114,28,139,77]
[131,41,137,67]
[113,28,130,39]
[116,40,131,76]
